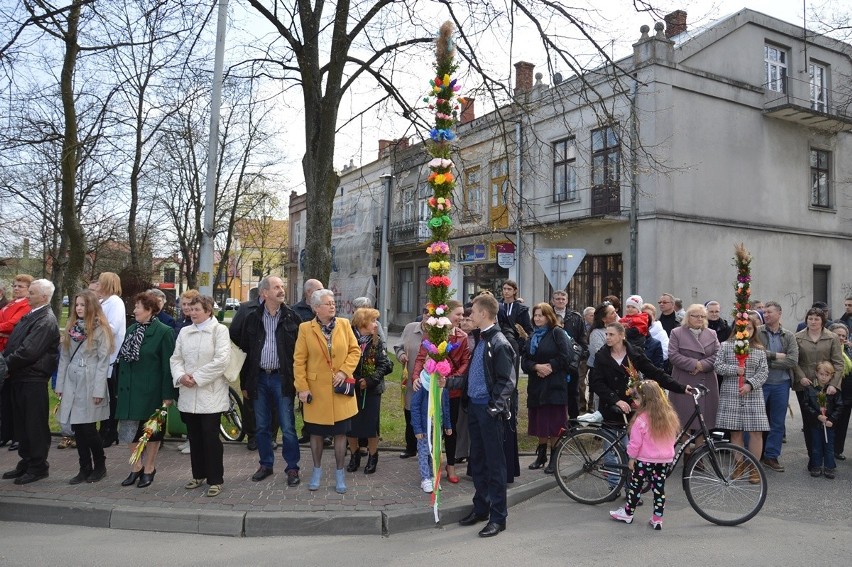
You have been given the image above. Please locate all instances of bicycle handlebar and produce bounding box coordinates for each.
[692,384,708,401]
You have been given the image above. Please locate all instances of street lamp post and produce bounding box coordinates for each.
[378,173,394,325]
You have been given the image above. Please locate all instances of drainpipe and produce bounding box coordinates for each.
[629,75,639,294]
[378,173,393,324]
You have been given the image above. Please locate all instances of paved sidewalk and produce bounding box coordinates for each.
[0,438,554,537]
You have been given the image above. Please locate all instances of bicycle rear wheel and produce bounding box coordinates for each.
[553,428,627,505]
[682,443,767,526]
[220,388,245,442]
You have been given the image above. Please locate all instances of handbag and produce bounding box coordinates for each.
[224,341,247,384]
[333,377,358,396]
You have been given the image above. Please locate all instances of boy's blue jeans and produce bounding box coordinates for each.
[809,425,836,470]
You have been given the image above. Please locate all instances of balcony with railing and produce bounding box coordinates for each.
[763,75,852,132]
[389,218,431,247]
[372,226,382,249]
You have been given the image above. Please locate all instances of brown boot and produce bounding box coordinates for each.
[732,460,747,480]
[748,466,761,485]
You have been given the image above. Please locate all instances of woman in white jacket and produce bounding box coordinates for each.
[170,295,230,497]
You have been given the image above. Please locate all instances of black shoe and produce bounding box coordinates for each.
[459,511,489,526]
[137,469,156,488]
[543,445,557,474]
[286,470,301,487]
[246,437,258,451]
[8,441,19,451]
[87,467,107,483]
[297,434,310,444]
[251,466,274,482]
[529,444,547,470]
[121,471,142,486]
[69,468,92,485]
[399,451,416,459]
[836,453,846,461]
[0,439,8,448]
[2,467,26,480]
[14,472,48,485]
[603,490,621,502]
[478,522,506,537]
[364,452,378,474]
[323,436,333,447]
[346,451,362,472]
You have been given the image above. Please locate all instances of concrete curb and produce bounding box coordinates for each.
[0,476,557,537]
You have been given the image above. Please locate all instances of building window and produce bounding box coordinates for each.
[163,267,176,283]
[418,182,431,221]
[813,265,830,305]
[463,167,482,221]
[490,159,509,229]
[764,45,787,93]
[809,63,827,112]
[591,124,620,215]
[553,137,577,202]
[252,260,263,278]
[565,253,623,309]
[398,267,414,313]
[810,149,830,208]
[400,186,416,222]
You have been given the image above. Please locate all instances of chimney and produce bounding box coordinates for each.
[378,138,409,159]
[664,10,687,38]
[514,61,535,96]
[460,98,475,124]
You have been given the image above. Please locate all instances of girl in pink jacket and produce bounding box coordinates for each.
[610,380,680,530]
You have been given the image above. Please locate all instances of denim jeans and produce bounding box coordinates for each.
[254,371,300,471]
[762,381,790,460]
[602,425,628,489]
[809,425,836,470]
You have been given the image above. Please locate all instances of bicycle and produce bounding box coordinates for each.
[552,384,767,526]
[219,386,245,442]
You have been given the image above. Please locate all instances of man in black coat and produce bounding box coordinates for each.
[229,290,263,451]
[1,279,60,485]
[458,294,517,538]
[238,276,302,487]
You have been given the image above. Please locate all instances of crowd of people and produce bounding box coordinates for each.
[0,272,850,536]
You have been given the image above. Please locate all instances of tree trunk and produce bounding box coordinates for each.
[58,0,85,312]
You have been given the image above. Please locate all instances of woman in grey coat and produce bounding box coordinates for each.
[56,290,114,484]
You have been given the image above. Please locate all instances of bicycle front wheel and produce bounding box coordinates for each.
[682,443,767,526]
[553,428,627,505]
[220,388,245,442]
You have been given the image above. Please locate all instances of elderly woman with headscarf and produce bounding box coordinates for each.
[294,289,361,494]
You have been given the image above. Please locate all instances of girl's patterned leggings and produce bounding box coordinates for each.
[625,460,667,517]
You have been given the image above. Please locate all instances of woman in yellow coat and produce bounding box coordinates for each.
[295,289,361,493]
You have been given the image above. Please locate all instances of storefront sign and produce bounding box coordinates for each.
[496,242,515,268]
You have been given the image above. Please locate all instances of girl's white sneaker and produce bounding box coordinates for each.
[609,507,633,524]
[420,479,434,493]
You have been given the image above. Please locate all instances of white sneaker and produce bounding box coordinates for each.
[609,507,634,524]
[181,442,191,455]
[577,411,603,424]
[176,441,188,451]
[420,479,434,493]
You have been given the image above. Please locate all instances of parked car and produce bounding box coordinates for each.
[62,295,69,306]
[224,298,240,310]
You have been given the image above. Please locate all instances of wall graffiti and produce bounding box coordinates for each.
[784,291,807,322]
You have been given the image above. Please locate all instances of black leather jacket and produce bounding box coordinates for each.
[237,303,301,399]
[461,325,517,418]
[2,306,60,382]
[589,339,686,423]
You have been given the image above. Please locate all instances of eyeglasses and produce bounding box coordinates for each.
[319,302,335,307]
[688,314,706,319]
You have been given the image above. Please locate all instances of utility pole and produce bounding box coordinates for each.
[198,0,228,297]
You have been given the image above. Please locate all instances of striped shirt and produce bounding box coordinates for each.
[259,307,281,371]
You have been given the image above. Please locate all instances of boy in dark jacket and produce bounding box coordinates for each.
[803,361,845,479]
